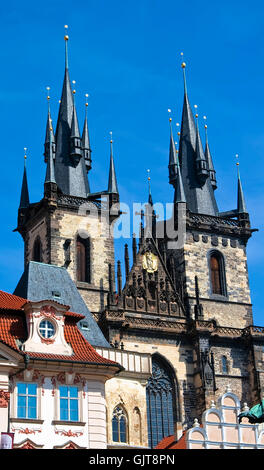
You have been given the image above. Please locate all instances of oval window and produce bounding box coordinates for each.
[39,319,55,339]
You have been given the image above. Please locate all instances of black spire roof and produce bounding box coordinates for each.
[53,41,90,198]
[19,158,30,209]
[178,64,218,216]
[107,138,118,194]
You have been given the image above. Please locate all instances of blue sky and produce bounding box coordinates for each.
[0,0,263,324]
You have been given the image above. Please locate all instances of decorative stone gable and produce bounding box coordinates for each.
[21,300,73,356]
[120,239,184,317]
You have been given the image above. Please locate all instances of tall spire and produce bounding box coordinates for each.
[19,148,30,209]
[168,109,178,187]
[147,169,153,206]
[53,26,89,198]
[82,94,92,173]
[178,57,218,215]
[107,132,118,194]
[204,117,217,190]
[236,155,247,213]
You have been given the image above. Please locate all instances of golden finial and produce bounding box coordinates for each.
[24,147,27,166]
[176,122,180,137]
[147,168,151,182]
[168,108,172,123]
[180,52,186,68]
[110,131,113,144]
[85,93,89,107]
[203,115,207,129]
[235,153,239,166]
[64,24,69,41]
[46,86,50,102]
[194,104,198,119]
[72,80,76,95]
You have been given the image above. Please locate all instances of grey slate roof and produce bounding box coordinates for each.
[13,261,110,348]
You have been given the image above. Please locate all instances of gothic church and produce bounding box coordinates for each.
[4,31,264,449]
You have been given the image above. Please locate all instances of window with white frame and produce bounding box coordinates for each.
[17,383,37,419]
[59,386,79,421]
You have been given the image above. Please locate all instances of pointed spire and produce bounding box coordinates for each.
[168,110,178,187]
[45,121,56,185]
[177,57,218,215]
[194,106,209,185]
[108,132,118,194]
[236,155,247,213]
[19,149,30,209]
[147,169,153,206]
[174,153,186,204]
[64,25,69,70]
[82,94,92,172]
[69,83,82,161]
[53,30,89,198]
[44,87,56,164]
[203,116,217,190]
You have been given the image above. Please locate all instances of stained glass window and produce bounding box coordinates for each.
[112,406,128,443]
[146,356,176,448]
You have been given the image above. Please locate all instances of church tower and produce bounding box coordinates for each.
[15,30,120,316]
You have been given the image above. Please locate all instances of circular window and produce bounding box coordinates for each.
[39,319,55,339]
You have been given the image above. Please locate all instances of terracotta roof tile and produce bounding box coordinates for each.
[0,290,120,368]
[155,431,187,449]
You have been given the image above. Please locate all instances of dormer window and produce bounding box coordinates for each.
[39,320,55,339]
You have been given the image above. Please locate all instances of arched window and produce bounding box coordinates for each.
[112,405,128,443]
[146,355,177,448]
[76,235,91,283]
[209,251,226,296]
[33,237,42,262]
[222,356,228,374]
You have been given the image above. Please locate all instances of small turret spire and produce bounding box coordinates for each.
[174,148,186,204]
[44,87,56,163]
[168,109,178,187]
[70,82,82,161]
[147,169,153,206]
[194,105,209,185]
[82,94,92,173]
[107,132,118,194]
[236,155,247,213]
[19,148,30,209]
[45,120,56,184]
[203,116,217,190]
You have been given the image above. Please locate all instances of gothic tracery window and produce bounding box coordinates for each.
[146,356,177,448]
[112,405,128,443]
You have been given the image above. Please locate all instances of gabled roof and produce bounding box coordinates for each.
[0,289,121,368]
[13,261,110,348]
[155,431,187,449]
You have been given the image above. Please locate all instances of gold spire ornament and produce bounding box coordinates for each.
[64,24,69,41]
[168,108,172,123]
[180,52,186,68]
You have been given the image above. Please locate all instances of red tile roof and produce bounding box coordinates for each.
[0,290,121,368]
[155,432,187,449]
